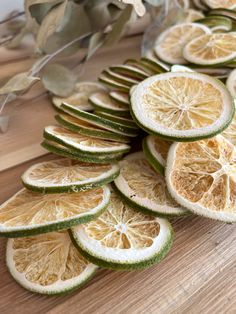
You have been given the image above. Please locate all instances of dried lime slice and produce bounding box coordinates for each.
[183,33,236,65]
[44,126,131,155]
[166,135,236,222]
[109,91,130,106]
[114,152,187,217]
[41,140,124,164]
[0,186,110,237]
[89,92,130,116]
[71,190,173,270]
[7,231,98,295]
[204,0,236,9]
[155,23,211,64]
[131,72,234,141]
[22,158,120,193]
[55,114,130,143]
[142,135,172,175]
[226,69,236,98]
[52,82,106,111]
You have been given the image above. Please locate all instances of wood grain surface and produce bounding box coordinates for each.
[0,35,236,314]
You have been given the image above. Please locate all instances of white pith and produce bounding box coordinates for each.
[226,69,236,98]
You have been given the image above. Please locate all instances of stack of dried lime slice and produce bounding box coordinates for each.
[2,0,236,296]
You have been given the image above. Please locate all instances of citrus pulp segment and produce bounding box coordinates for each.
[44,126,131,155]
[183,33,236,65]
[166,135,236,222]
[22,158,120,193]
[154,23,211,64]
[0,187,110,237]
[6,231,98,295]
[114,152,187,217]
[71,190,173,270]
[130,72,234,141]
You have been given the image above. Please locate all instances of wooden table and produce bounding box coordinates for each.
[1,36,236,314]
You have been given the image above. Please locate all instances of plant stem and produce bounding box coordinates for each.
[0,11,25,25]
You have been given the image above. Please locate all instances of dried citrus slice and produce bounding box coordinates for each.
[71,190,173,270]
[109,64,149,80]
[41,140,124,164]
[222,101,236,145]
[183,33,236,65]
[22,158,120,193]
[103,70,139,87]
[52,82,106,111]
[95,111,137,127]
[44,126,130,155]
[142,136,172,175]
[204,0,236,9]
[154,23,211,64]
[196,16,232,32]
[130,72,234,141]
[89,92,130,116]
[55,114,130,143]
[109,91,130,106]
[166,135,236,222]
[114,152,187,217]
[99,74,130,92]
[0,186,110,237]
[226,69,236,98]
[61,103,138,136]
[180,9,205,23]
[6,231,98,295]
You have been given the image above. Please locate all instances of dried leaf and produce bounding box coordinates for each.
[145,0,164,6]
[0,73,39,95]
[7,26,29,49]
[42,63,76,97]
[120,0,146,16]
[0,116,9,133]
[86,32,105,60]
[105,5,133,46]
[28,0,63,24]
[43,2,91,55]
[36,0,68,51]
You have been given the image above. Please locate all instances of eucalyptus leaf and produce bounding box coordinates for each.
[86,32,105,60]
[7,27,29,49]
[0,73,39,95]
[43,2,91,55]
[85,1,114,31]
[36,0,68,51]
[42,63,76,97]
[28,0,63,24]
[105,4,133,46]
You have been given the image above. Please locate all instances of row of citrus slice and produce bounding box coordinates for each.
[3,3,236,296]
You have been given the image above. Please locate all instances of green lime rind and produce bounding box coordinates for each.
[208,8,236,21]
[196,16,232,31]
[70,224,173,271]
[89,101,130,117]
[0,187,110,238]
[43,126,131,156]
[130,73,235,142]
[142,137,165,176]
[95,111,138,128]
[140,57,168,73]
[41,140,124,164]
[61,103,139,136]
[21,162,120,194]
[124,59,154,76]
[55,114,130,143]
[6,236,98,295]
